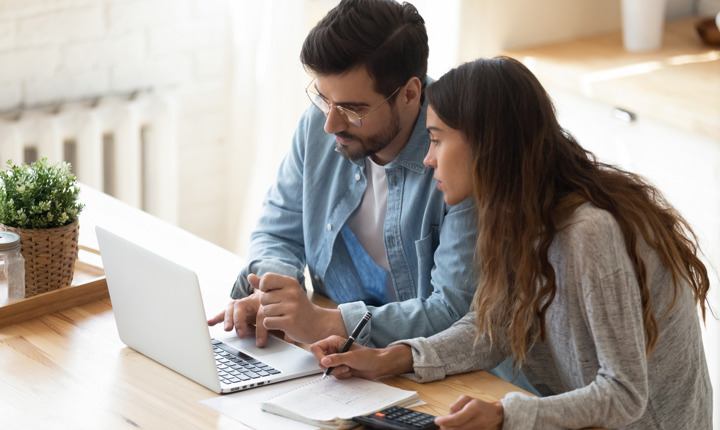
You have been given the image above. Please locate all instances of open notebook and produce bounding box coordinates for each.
[261,376,420,429]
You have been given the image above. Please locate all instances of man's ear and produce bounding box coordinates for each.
[400,76,423,107]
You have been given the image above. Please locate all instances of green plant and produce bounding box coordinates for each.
[0,157,84,229]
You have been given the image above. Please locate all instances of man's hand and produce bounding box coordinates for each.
[254,273,345,345]
[208,273,346,347]
[207,290,262,343]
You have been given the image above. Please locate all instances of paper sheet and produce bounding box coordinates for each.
[262,376,419,422]
[200,375,320,430]
[200,375,425,430]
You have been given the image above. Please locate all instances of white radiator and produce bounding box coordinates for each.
[0,92,178,224]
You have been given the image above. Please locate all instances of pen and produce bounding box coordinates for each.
[322,311,372,379]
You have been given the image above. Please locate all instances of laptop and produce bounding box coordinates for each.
[95,226,322,394]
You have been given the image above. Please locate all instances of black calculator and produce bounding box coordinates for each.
[352,406,438,430]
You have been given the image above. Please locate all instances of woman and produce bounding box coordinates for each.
[310,57,712,429]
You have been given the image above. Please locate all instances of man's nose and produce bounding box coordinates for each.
[323,108,348,134]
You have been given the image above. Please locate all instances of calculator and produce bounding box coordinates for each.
[352,406,438,430]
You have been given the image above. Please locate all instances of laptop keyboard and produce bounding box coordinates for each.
[211,339,281,385]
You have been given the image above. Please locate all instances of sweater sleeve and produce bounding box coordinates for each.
[392,312,508,383]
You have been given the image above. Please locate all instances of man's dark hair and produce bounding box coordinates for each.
[300,0,428,99]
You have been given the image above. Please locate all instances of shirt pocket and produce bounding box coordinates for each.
[413,225,439,295]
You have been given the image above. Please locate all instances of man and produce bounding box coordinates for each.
[208,0,477,349]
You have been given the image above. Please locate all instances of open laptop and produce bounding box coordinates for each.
[95,226,322,394]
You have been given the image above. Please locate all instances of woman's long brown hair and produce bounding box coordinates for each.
[425,57,709,367]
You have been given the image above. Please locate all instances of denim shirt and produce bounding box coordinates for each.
[231,100,478,348]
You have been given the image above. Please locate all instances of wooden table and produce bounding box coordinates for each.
[0,186,547,429]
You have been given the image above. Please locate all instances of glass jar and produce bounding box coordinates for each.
[0,231,25,306]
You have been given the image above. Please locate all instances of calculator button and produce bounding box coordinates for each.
[352,406,438,430]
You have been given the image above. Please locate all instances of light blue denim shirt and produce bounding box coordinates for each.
[231,98,478,348]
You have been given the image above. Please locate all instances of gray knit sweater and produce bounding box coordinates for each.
[397,203,712,429]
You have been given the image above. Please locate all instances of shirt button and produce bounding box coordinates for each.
[355,173,361,181]
[326,223,332,231]
[314,274,320,281]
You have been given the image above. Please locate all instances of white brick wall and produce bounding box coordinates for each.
[63,33,145,72]
[0,0,235,250]
[18,6,105,47]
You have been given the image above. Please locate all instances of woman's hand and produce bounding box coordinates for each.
[435,395,504,430]
[310,336,414,380]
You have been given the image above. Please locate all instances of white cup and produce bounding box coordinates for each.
[621,0,668,52]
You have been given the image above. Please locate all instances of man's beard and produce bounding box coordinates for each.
[334,109,401,161]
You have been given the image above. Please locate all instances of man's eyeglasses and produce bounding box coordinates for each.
[305,78,401,128]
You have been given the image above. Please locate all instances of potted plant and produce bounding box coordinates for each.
[0,157,84,297]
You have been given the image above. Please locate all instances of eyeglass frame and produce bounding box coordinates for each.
[305,77,402,128]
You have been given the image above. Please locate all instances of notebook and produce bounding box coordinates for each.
[95,226,322,394]
[261,376,420,429]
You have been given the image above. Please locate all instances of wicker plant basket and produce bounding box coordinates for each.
[0,219,79,297]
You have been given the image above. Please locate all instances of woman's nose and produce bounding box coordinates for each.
[423,146,436,168]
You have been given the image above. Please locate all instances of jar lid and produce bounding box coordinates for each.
[0,231,21,250]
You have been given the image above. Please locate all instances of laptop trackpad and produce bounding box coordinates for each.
[217,326,304,358]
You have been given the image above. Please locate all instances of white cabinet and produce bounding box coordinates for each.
[550,88,720,265]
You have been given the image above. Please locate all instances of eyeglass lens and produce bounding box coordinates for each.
[308,91,362,127]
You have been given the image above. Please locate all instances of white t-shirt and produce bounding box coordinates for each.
[347,158,396,300]
[348,157,390,272]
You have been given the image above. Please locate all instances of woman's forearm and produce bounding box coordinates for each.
[377,344,415,377]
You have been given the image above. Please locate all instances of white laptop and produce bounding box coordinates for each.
[95,226,322,394]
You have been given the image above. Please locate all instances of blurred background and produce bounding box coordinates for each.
[2,0,714,254]
[0,0,718,426]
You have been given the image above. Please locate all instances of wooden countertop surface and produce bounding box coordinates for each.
[504,17,720,140]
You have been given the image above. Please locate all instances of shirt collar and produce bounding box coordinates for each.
[385,99,429,173]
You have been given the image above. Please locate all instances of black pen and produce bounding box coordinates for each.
[322,311,372,379]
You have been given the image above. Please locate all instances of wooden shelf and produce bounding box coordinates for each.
[0,246,107,329]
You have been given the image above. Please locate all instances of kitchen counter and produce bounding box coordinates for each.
[504,17,720,140]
